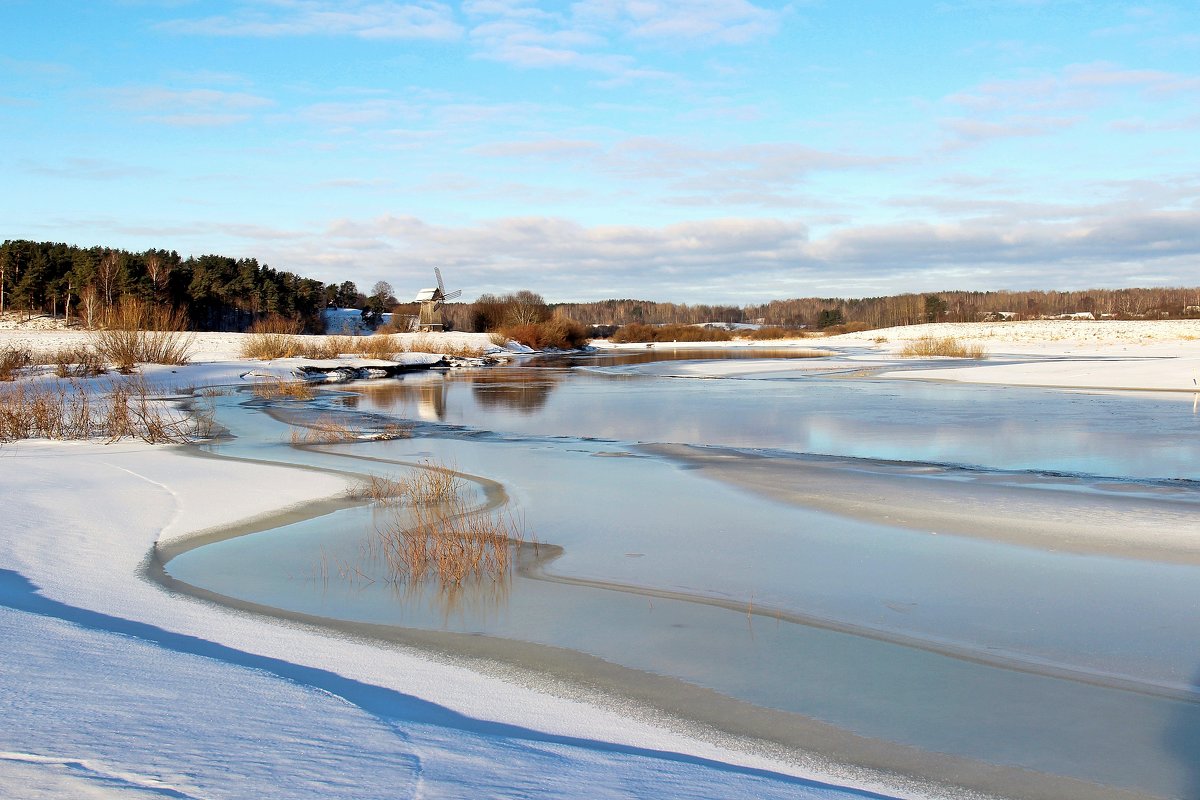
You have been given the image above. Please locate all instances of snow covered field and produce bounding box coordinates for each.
[3,318,1199,799]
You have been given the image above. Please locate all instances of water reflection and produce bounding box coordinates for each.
[352,369,563,419]
[1165,666,1200,800]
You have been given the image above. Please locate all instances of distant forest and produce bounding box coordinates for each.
[4,239,1198,333]
[0,240,364,332]
[546,289,1200,331]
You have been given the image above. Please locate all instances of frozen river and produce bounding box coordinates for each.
[164,350,1200,800]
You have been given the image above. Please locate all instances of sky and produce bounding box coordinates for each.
[2,0,1198,304]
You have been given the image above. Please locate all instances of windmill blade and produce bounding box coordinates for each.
[443,289,462,301]
[435,267,445,294]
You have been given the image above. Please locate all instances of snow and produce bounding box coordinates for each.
[0,439,900,800]
[6,318,1199,798]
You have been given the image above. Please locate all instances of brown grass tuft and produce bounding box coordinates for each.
[0,377,210,444]
[252,377,316,401]
[240,316,303,360]
[289,415,363,445]
[91,299,194,371]
[899,336,987,359]
[0,345,33,381]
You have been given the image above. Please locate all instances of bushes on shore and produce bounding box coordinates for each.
[610,323,734,344]
[899,336,987,359]
[499,317,589,350]
[92,298,194,371]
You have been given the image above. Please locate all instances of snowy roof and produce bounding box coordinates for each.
[413,288,439,302]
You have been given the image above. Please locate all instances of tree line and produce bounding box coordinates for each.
[5,240,1197,333]
[0,240,343,332]
[542,288,1200,330]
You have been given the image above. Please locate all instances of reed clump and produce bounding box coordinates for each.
[374,482,525,586]
[405,334,491,358]
[294,334,353,360]
[352,462,526,587]
[289,416,363,445]
[899,336,988,359]
[240,315,303,360]
[252,377,316,401]
[0,377,209,444]
[92,299,194,371]
[353,334,399,360]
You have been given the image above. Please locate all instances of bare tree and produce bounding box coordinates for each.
[97,251,121,308]
[80,285,100,329]
[145,253,172,300]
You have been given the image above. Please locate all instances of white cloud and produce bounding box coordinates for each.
[464,0,779,80]
[159,1,463,40]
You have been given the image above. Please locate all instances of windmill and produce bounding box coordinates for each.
[412,267,462,331]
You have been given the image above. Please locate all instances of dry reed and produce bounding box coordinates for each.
[353,462,526,587]
[288,415,363,445]
[252,377,316,401]
[92,299,194,371]
[899,336,988,359]
[0,345,33,381]
[405,335,490,358]
[0,377,210,444]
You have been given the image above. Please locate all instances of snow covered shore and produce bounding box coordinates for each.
[3,319,1198,799]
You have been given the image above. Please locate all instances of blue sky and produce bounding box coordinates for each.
[2,1,1198,303]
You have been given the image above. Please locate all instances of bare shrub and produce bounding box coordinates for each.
[821,321,873,335]
[93,299,194,371]
[743,326,809,340]
[0,377,208,444]
[46,345,107,378]
[610,323,732,344]
[0,345,33,381]
[899,336,987,359]
[500,316,589,350]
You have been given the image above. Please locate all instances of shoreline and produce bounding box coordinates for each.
[148,507,1147,800]
[639,443,1200,565]
[4,323,1200,798]
[144,431,1197,800]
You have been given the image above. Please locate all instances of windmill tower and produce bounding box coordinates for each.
[412,267,462,331]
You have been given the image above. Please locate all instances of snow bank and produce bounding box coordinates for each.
[0,440,898,799]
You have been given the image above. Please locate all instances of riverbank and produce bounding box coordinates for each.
[3,320,1199,798]
[0,438,898,799]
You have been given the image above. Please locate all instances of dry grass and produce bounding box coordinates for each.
[349,463,459,505]
[899,336,988,359]
[240,316,303,360]
[610,323,733,344]
[92,299,194,372]
[0,377,211,444]
[252,377,316,401]
[352,334,400,360]
[350,461,526,587]
[1,345,33,381]
[288,415,363,445]
[45,345,107,378]
[742,326,810,340]
[405,334,490,358]
[295,334,354,360]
